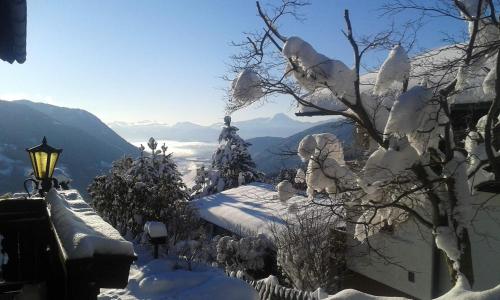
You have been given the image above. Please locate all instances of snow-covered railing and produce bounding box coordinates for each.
[45,189,136,299]
[46,189,135,260]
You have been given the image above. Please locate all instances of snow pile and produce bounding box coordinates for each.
[434,226,461,263]
[231,69,264,104]
[373,45,410,95]
[144,221,167,238]
[483,62,497,97]
[436,277,500,300]
[300,133,351,196]
[283,36,356,102]
[99,255,258,300]
[298,133,351,196]
[46,189,135,259]
[295,168,306,183]
[324,289,407,299]
[277,180,295,202]
[298,134,317,161]
[361,138,419,189]
[298,88,347,113]
[384,85,433,137]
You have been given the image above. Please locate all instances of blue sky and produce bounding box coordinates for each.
[0,1,464,125]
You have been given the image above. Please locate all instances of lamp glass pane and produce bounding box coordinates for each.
[34,151,48,179]
[29,152,38,177]
[48,152,59,178]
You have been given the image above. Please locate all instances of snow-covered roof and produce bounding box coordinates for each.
[192,182,309,238]
[46,189,135,260]
[295,45,489,116]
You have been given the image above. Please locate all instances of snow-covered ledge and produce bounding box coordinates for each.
[46,189,135,260]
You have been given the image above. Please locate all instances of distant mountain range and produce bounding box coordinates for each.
[109,113,333,142]
[0,100,138,195]
[0,99,353,194]
[247,120,355,176]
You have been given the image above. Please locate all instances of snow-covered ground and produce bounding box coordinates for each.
[98,244,258,300]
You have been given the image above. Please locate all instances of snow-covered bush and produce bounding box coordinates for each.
[276,180,295,202]
[272,208,345,294]
[215,234,274,279]
[191,116,261,197]
[88,137,200,243]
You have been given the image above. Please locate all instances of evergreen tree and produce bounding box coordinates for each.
[191,116,261,197]
[89,137,199,242]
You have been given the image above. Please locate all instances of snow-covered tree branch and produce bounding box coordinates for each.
[225,0,500,291]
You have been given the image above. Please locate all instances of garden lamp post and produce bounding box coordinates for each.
[25,137,63,196]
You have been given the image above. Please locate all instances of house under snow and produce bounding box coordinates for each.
[192,182,310,238]
[193,183,500,300]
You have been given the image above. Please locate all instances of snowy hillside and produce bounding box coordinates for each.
[0,100,138,195]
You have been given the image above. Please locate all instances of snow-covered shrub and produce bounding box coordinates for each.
[88,137,200,243]
[272,208,345,294]
[170,233,221,270]
[191,116,261,197]
[215,234,274,279]
[276,180,295,202]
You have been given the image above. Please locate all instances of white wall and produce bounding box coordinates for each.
[468,192,500,291]
[346,192,500,299]
[347,219,434,300]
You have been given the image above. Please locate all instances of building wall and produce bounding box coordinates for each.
[347,192,500,299]
[346,218,434,300]
[465,192,500,291]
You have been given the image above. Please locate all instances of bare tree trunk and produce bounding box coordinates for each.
[456,228,474,286]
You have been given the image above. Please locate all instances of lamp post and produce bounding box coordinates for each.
[25,137,63,196]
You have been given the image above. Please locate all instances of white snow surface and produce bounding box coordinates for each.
[373,45,410,95]
[435,277,500,300]
[384,85,433,137]
[298,88,347,113]
[434,226,461,263]
[192,182,312,238]
[276,180,295,202]
[483,61,497,97]
[324,289,407,300]
[144,221,167,238]
[231,69,264,104]
[298,134,317,161]
[99,245,258,300]
[46,189,135,259]
[282,36,356,101]
[321,281,500,299]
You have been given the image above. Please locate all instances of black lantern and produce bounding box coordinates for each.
[25,137,63,196]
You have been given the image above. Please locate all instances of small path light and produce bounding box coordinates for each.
[25,137,63,196]
[144,221,167,259]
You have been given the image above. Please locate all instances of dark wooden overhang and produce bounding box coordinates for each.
[0,0,27,64]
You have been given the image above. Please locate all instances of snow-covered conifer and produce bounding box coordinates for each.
[192,116,261,197]
[88,138,199,241]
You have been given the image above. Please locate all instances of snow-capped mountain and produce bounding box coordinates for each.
[0,100,138,196]
[109,113,332,142]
